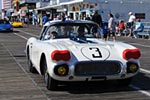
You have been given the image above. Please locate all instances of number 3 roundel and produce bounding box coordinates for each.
[81,46,110,60]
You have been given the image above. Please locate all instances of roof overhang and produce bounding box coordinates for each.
[36,4,61,10]
[36,0,84,10]
[60,0,83,5]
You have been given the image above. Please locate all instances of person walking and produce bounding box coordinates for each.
[107,13,116,41]
[127,12,136,37]
[92,10,102,27]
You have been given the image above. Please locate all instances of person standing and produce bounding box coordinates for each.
[42,14,48,25]
[107,13,116,41]
[61,12,66,21]
[24,16,28,24]
[32,13,37,25]
[127,12,136,37]
[92,10,102,27]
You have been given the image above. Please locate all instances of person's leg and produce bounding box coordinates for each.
[128,28,132,37]
[112,32,116,41]
[127,23,133,37]
[103,34,107,41]
[134,29,143,38]
[115,27,119,35]
[106,33,110,41]
[132,29,138,38]
[119,28,124,36]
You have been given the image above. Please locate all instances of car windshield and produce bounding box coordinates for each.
[43,22,99,40]
[0,20,10,24]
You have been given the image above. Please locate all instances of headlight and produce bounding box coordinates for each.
[54,64,69,76]
[127,62,139,73]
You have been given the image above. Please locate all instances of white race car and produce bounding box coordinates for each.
[26,20,141,90]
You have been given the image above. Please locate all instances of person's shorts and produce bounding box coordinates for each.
[127,22,134,28]
[108,30,115,37]
[103,34,107,38]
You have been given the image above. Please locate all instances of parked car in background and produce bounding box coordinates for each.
[0,19,13,32]
[26,20,141,90]
[10,20,24,28]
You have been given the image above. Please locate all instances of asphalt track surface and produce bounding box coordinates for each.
[0,25,150,100]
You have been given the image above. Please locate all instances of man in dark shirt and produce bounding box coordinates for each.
[42,14,48,25]
[92,10,102,27]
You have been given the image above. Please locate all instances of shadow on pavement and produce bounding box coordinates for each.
[48,72,150,94]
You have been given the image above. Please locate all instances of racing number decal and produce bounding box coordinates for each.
[89,47,102,58]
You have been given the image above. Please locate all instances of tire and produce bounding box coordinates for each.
[27,50,37,73]
[43,59,58,90]
[117,78,132,86]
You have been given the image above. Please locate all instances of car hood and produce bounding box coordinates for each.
[48,39,114,60]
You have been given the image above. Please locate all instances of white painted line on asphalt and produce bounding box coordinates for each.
[129,84,150,97]
[13,33,27,54]
[130,68,150,97]
[140,68,150,74]
[14,33,28,40]
[14,28,39,37]
[130,43,150,48]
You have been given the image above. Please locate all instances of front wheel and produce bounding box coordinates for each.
[27,49,37,73]
[28,58,37,73]
[43,59,58,90]
[44,72,58,90]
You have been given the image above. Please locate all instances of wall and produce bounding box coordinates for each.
[101,0,150,22]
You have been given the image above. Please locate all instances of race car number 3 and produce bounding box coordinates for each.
[89,47,102,58]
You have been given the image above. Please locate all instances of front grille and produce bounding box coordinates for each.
[74,61,121,76]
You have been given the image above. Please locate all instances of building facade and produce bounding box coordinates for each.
[98,0,150,22]
[1,0,150,22]
[2,0,12,10]
[1,0,13,19]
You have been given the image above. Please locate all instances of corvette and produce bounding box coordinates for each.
[26,20,141,90]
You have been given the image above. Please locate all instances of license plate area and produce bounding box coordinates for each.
[91,76,106,80]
